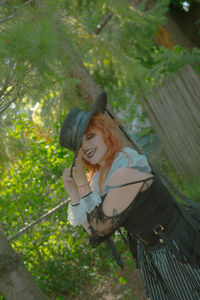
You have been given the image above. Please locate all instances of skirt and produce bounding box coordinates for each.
[137,241,200,300]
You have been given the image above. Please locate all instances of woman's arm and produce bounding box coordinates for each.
[62,167,80,205]
[62,166,93,233]
[63,149,96,233]
[102,167,153,216]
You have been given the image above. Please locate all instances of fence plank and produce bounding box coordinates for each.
[141,65,200,181]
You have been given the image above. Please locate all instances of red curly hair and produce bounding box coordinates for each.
[84,113,124,193]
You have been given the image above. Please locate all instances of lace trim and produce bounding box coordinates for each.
[106,147,151,182]
[67,192,102,226]
[81,192,102,213]
[91,147,151,195]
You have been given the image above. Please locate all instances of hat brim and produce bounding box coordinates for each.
[70,91,107,176]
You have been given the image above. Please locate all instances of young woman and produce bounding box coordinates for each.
[59,92,200,299]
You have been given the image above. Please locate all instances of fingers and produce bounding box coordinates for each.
[72,165,81,176]
[62,167,73,181]
[62,147,85,184]
[75,147,85,169]
[63,167,71,177]
[76,147,83,161]
[62,167,75,189]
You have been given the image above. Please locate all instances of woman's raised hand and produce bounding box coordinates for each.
[62,167,78,194]
[62,167,81,205]
[72,148,88,186]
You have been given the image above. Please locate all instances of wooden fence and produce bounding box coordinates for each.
[140,65,200,181]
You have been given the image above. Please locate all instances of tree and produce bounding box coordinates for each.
[0,229,48,300]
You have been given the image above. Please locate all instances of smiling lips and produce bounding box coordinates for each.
[85,147,96,159]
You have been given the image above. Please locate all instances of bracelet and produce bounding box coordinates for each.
[71,203,80,206]
[79,183,89,189]
[82,192,93,198]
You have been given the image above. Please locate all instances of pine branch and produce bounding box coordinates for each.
[0,71,18,114]
[8,198,70,241]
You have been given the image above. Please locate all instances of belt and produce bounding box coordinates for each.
[136,208,181,248]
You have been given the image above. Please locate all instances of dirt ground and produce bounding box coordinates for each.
[50,261,147,300]
[70,267,146,300]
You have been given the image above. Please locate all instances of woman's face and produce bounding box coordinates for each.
[81,129,107,166]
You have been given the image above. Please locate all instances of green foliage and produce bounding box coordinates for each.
[148,46,200,86]
[0,111,70,233]
[79,0,170,98]
[0,0,170,158]
[0,0,156,124]
[0,0,79,115]
[151,149,200,205]
[178,179,200,204]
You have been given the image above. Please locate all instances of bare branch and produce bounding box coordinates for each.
[0,12,17,25]
[0,0,32,25]
[0,77,19,114]
[2,82,18,97]
[0,95,17,114]
[0,0,7,6]
[95,12,113,34]
[8,198,70,241]
[0,72,15,98]
[0,67,16,113]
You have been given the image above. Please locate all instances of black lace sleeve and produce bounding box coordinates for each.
[87,203,123,247]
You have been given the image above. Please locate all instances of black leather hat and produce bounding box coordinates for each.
[59,91,107,174]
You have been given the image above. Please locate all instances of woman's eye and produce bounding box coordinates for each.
[87,133,94,139]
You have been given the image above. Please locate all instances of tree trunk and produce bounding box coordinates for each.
[0,230,48,300]
[63,40,101,106]
[62,39,139,149]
